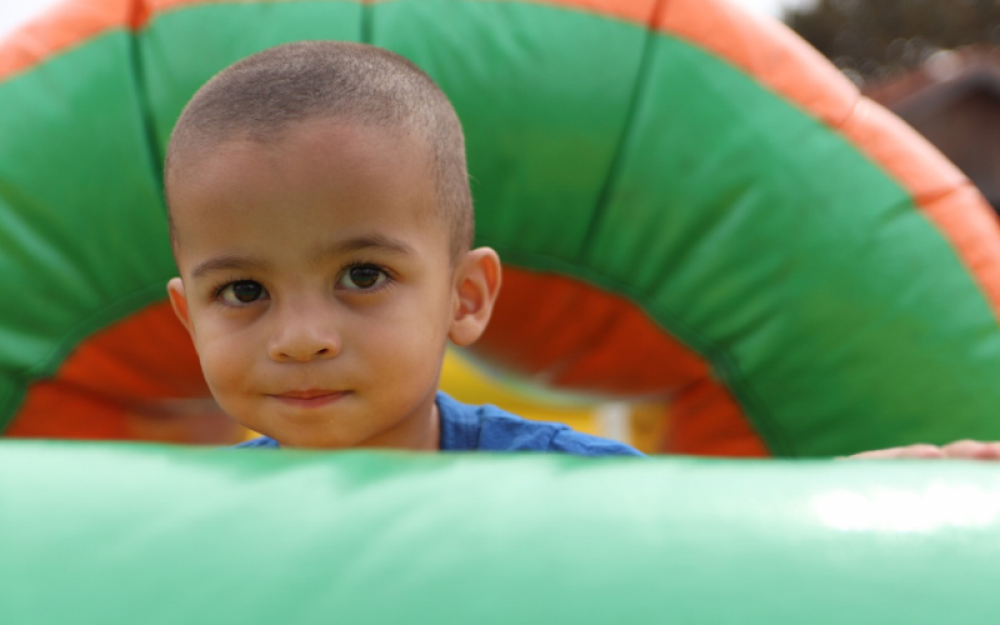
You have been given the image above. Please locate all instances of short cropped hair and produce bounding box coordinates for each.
[165,41,473,260]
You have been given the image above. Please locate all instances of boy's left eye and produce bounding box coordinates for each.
[338,265,387,290]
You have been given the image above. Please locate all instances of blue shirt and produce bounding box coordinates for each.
[234,391,643,457]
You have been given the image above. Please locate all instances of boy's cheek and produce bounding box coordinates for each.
[192,334,254,391]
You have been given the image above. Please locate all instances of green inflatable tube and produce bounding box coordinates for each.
[2,441,1000,623]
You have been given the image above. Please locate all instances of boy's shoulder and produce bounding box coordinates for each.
[437,392,643,457]
[233,393,644,457]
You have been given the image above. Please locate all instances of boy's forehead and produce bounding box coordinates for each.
[168,117,433,206]
[167,118,448,268]
[174,114,427,169]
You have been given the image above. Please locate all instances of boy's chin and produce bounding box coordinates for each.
[259,426,357,450]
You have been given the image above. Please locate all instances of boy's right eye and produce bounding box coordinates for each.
[220,280,268,304]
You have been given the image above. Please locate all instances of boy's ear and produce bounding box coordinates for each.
[167,277,195,337]
[449,247,502,347]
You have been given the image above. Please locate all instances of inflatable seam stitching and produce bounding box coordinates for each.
[578,0,663,252]
[129,6,168,218]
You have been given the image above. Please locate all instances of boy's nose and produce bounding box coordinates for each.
[268,312,341,363]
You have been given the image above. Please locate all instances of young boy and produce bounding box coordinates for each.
[163,40,642,456]
[163,40,1000,461]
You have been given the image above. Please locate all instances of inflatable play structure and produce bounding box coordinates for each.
[4,0,1000,456]
[6,1,1000,618]
[4,441,1000,623]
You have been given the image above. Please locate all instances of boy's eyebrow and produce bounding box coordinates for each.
[188,236,415,279]
[191,255,269,279]
[311,235,417,261]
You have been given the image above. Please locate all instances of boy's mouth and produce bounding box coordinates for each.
[269,389,349,408]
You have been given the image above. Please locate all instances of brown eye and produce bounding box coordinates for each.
[221,280,267,304]
[338,265,386,290]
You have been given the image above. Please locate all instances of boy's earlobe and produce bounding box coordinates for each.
[449,247,502,346]
[166,277,195,336]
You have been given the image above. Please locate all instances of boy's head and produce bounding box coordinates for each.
[166,41,473,260]
[164,41,501,450]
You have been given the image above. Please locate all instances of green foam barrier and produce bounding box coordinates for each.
[2,441,999,623]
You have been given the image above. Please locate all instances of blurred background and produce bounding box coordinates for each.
[4,0,999,452]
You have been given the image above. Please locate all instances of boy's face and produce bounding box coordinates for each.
[166,119,495,449]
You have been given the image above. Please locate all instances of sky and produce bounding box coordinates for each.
[0,0,814,40]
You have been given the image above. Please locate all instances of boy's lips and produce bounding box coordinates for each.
[269,389,350,408]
